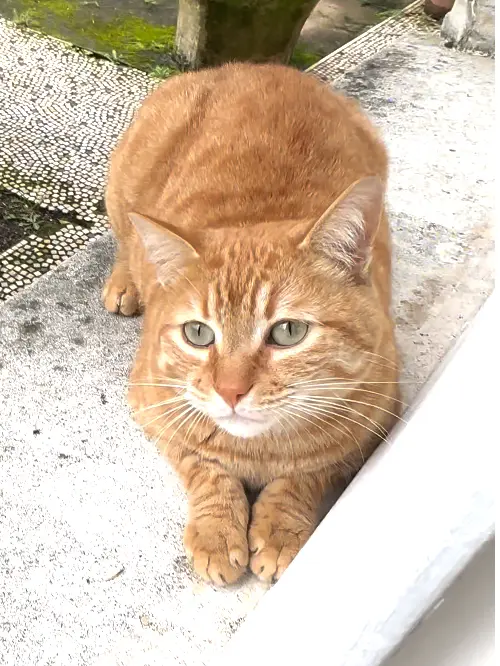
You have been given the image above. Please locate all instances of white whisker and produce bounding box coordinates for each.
[361,350,399,368]
[289,398,386,441]
[272,410,294,454]
[288,394,405,424]
[133,375,187,382]
[288,378,410,388]
[305,387,408,408]
[333,405,388,440]
[132,396,184,416]
[184,408,206,444]
[156,405,195,451]
[276,406,308,442]
[283,402,347,444]
[289,395,389,438]
[161,407,198,454]
[279,405,332,440]
[330,407,387,440]
[285,401,364,458]
[141,402,187,429]
[336,397,405,423]
[130,382,188,389]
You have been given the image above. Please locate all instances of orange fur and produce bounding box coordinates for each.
[102,63,400,586]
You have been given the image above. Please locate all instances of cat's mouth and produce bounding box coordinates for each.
[215,412,272,438]
[186,393,274,438]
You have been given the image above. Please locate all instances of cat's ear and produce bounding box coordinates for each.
[129,212,199,284]
[299,177,385,276]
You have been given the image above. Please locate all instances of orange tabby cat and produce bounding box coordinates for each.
[102,63,400,586]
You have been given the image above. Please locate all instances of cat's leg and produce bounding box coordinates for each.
[102,240,140,316]
[248,472,329,582]
[178,455,249,585]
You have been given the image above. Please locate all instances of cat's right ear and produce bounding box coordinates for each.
[298,176,384,278]
[129,213,199,285]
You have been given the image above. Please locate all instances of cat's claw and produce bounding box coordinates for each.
[249,521,311,583]
[184,520,249,586]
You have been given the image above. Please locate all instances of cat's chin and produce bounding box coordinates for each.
[215,414,272,439]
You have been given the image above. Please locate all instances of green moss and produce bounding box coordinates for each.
[83,17,176,55]
[290,46,321,70]
[36,0,77,18]
[80,16,176,68]
[12,0,75,28]
[376,8,399,19]
[12,0,177,70]
[150,64,178,79]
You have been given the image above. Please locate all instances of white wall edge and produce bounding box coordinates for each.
[215,291,496,666]
[386,537,495,666]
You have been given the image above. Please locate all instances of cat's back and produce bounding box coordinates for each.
[110,63,387,227]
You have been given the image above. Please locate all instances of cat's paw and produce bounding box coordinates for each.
[248,516,311,583]
[102,270,139,316]
[184,518,249,586]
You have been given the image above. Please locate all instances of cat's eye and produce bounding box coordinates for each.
[268,320,309,347]
[183,321,215,347]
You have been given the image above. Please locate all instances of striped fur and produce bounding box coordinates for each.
[102,63,400,586]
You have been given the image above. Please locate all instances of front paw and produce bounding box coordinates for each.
[184,517,249,586]
[102,270,139,316]
[248,512,313,583]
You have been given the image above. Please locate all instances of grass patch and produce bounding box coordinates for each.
[149,64,178,79]
[80,16,176,68]
[290,46,322,70]
[375,8,400,19]
[0,188,92,252]
[11,0,178,70]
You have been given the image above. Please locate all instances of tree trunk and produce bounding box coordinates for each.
[175,0,320,68]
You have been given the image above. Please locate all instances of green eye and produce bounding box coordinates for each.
[268,320,309,347]
[183,321,215,347]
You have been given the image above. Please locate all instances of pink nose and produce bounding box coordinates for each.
[216,383,252,409]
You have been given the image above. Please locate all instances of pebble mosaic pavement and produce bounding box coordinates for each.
[0,20,155,299]
[0,0,438,301]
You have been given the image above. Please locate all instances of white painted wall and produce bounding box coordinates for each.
[385,538,495,666]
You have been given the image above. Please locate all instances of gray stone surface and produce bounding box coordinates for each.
[0,237,265,666]
[442,0,495,54]
[0,34,494,666]
[337,35,494,395]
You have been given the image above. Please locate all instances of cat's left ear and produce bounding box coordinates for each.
[129,212,199,285]
[298,176,385,276]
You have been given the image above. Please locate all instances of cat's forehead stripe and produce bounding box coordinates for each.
[256,284,271,320]
[208,265,273,325]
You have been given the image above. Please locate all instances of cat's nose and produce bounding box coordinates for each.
[216,381,252,410]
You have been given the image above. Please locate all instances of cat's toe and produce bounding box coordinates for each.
[249,522,309,583]
[102,274,139,316]
[184,520,249,586]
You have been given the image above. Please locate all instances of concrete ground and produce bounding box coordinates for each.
[0,26,494,666]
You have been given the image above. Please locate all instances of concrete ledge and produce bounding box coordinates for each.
[218,293,496,666]
[386,538,494,666]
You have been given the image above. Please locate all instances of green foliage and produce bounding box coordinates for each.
[376,8,399,19]
[290,46,322,70]
[12,0,176,69]
[149,64,177,79]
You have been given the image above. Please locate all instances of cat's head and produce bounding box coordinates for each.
[131,177,392,439]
